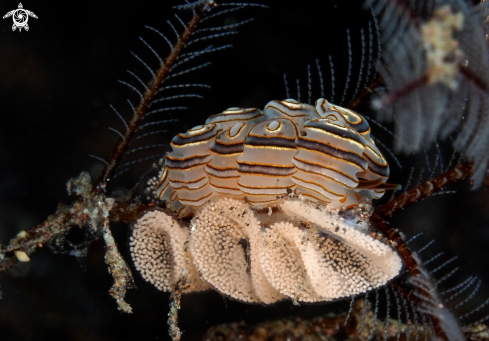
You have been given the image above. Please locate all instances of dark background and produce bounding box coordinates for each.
[0,0,488,340]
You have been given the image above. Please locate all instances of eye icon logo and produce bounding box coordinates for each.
[3,3,38,32]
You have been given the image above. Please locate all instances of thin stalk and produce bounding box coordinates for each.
[94,1,216,192]
[374,162,472,217]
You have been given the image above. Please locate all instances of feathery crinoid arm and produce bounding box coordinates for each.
[367,0,489,187]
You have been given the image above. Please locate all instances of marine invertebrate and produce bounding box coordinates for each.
[155,98,393,215]
[129,97,402,330]
[368,0,489,186]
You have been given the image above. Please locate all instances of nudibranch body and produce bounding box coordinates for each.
[156,98,392,217]
[129,99,402,304]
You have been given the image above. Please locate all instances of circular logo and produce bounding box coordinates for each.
[12,9,28,28]
[2,3,38,32]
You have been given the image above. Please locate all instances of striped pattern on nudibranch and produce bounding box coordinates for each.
[313,98,371,135]
[156,98,392,215]
[293,118,368,203]
[163,123,222,208]
[264,99,314,121]
[237,118,298,204]
[205,107,263,128]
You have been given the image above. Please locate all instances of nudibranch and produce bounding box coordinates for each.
[155,98,395,216]
[129,99,402,303]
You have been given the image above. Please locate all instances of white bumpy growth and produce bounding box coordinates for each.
[129,197,402,303]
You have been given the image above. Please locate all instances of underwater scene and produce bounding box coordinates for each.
[1,0,489,340]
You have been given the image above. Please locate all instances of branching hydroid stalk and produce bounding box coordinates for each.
[94,0,217,192]
[374,162,472,217]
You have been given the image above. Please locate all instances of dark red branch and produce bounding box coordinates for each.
[370,214,421,276]
[370,213,452,339]
[460,63,489,93]
[370,162,475,341]
[0,199,90,273]
[346,75,383,110]
[377,73,429,109]
[374,162,472,218]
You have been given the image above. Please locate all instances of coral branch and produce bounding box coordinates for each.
[109,202,156,223]
[372,73,430,110]
[0,209,73,272]
[369,161,477,341]
[369,214,451,340]
[369,215,420,277]
[374,161,473,218]
[103,222,136,313]
[0,172,144,311]
[0,172,103,273]
[346,74,383,110]
[460,61,489,93]
[203,297,431,341]
[168,275,192,341]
